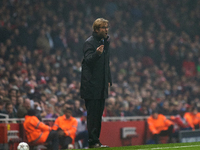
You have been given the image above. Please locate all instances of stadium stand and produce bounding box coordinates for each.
[0,0,200,147]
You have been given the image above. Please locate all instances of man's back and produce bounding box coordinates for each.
[24,115,50,143]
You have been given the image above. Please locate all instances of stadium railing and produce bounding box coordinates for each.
[0,116,170,123]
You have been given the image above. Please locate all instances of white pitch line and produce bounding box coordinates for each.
[137,144,200,150]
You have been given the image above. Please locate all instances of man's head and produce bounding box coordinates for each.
[27,109,36,116]
[93,18,109,39]
[49,95,58,105]
[152,110,159,119]
[5,102,13,114]
[9,89,17,97]
[10,96,17,106]
[40,93,46,102]
[64,107,72,119]
[24,98,31,110]
[191,107,198,115]
[47,104,54,114]
[150,101,157,110]
[107,97,116,106]
[179,108,186,117]
[74,99,80,109]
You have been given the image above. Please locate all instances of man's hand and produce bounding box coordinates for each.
[34,102,40,108]
[58,129,65,137]
[96,45,104,55]
[57,128,65,136]
[108,83,111,95]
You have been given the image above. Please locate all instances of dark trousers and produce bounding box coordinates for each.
[59,136,72,149]
[153,125,174,144]
[45,130,59,150]
[75,130,89,148]
[85,99,105,146]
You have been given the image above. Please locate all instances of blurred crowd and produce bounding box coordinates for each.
[0,0,200,120]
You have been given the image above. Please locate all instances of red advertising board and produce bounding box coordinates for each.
[100,120,146,147]
[0,119,150,148]
[0,124,7,143]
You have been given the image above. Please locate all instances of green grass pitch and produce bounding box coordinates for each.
[75,142,200,150]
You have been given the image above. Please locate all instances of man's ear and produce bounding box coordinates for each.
[95,28,99,33]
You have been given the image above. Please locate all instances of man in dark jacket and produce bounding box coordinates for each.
[80,18,112,148]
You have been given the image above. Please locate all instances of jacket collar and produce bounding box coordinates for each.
[92,32,102,41]
[64,115,72,120]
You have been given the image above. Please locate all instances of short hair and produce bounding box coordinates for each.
[5,102,12,108]
[27,109,36,116]
[92,18,109,32]
[152,110,159,114]
[63,107,72,114]
[191,106,198,112]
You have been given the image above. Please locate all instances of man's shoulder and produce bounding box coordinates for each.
[147,116,153,120]
[18,105,26,110]
[158,114,165,118]
[85,35,97,44]
[57,115,64,119]
[25,115,38,122]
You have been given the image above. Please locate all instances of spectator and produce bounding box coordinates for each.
[17,98,31,118]
[114,101,124,117]
[125,101,137,116]
[138,101,149,116]
[54,29,67,50]
[73,99,84,117]
[36,29,51,54]
[33,101,47,119]
[16,96,24,110]
[103,102,116,117]
[10,95,18,114]
[45,104,58,119]
[75,111,89,149]
[148,101,159,115]
[54,102,63,116]
[159,101,170,115]
[170,108,192,142]
[40,93,47,105]
[3,102,17,118]
[147,110,174,144]
[49,95,58,106]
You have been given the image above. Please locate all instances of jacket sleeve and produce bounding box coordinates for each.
[105,36,112,86]
[64,119,78,137]
[108,64,112,86]
[83,41,101,66]
[31,116,51,131]
[184,113,194,129]
[163,115,173,126]
[52,118,59,130]
[175,117,189,128]
[147,118,159,134]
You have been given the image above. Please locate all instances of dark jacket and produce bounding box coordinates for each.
[80,32,112,99]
